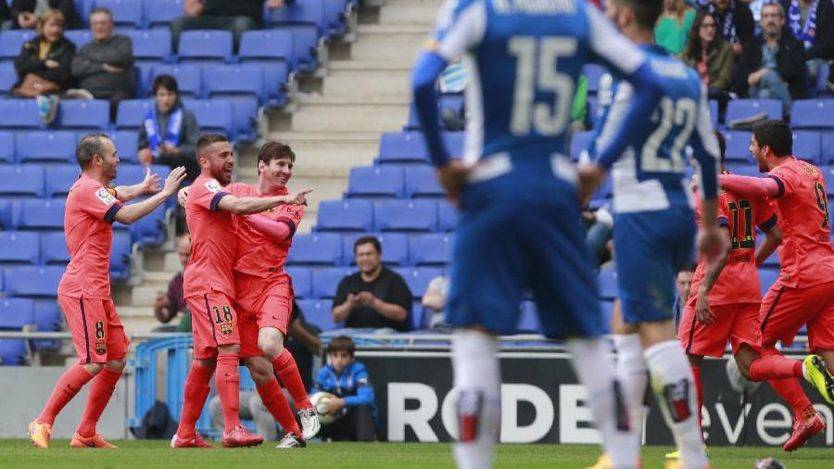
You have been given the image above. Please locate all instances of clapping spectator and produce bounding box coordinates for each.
[683,10,734,106]
[655,0,696,55]
[705,0,755,55]
[779,0,834,87]
[171,0,289,51]
[13,9,74,124]
[153,235,192,332]
[11,0,80,30]
[70,8,134,120]
[138,75,200,180]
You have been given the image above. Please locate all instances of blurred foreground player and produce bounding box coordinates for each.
[28,134,187,448]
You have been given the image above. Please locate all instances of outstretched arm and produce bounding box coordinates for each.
[719,174,782,199]
[114,167,187,225]
[242,214,295,242]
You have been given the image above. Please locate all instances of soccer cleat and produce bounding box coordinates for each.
[782,409,825,451]
[27,420,52,449]
[298,407,321,440]
[665,450,680,459]
[170,433,213,448]
[69,432,118,448]
[276,432,306,449]
[221,425,263,448]
[803,355,834,404]
[585,454,611,469]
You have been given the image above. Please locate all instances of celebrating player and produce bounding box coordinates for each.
[716,120,834,451]
[171,134,309,448]
[411,0,675,467]
[579,1,726,467]
[28,134,187,449]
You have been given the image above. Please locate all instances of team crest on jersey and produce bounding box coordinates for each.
[204,179,222,194]
[95,187,117,206]
[95,340,107,355]
[801,162,817,177]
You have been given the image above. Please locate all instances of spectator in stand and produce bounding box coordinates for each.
[12,9,74,124]
[736,2,806,113]
[138,75,200,180]
[70,8,134,120]
[332,236,412,331]
[285,300,322,389]
[705,0,756,56]
[683,10,734,106]
[11,0,80,30]
[655,0,696,55]
[421,275,450,329]
[779,0,834,88]
[153,235,191,332]
[170,0,289,51]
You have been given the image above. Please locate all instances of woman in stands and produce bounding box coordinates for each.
[12,9,75,124]
[683,9,734,109]
[654,0,696,55]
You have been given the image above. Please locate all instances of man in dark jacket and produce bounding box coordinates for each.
[779,0,834,88]
[12,0,81,30]
[70,7,133,120]
[735,2,807,112]
[705,0,756,56]
[170,0,288,51]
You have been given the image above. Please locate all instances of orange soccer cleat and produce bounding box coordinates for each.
[69,432,118,448]
[27,420,52,449]
[221,425,263,448]
[783,410,825,452]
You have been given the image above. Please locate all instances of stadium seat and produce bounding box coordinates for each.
[323,0,350,37]
[296,299,337,331]
[251,62,290,107]
[134,62,155,97]
[58,100,109,130]
[517,301,541,333]
[64,29,92,48]
[823,166,834,196]
[287,233,343,265]
[40,232,70,264]
[30,299,62,350]
[791,99,834,129]
[4,265,64,297]
[570,131,594,162]
[145,0,184,29]
[177,30,233,63]
[0,165,43,197]
[267,0,326,36]
[793,131,822,165]
[0,231,40,265]
[44,164,80,197]
[110,231,132,281]
[443,132,464,158]
[0,61,18,96]
[312,267,352,298]
[0,100,41,129]
[823,132,834,164]
[342,232,409,266]
[0,198,11,229]
[126,29,173,63]
[374,200,437,232]
[723,130,753,162]
[378,131,428,165]
[346,166,404,198]
[759,268,779,295]
[315,199,374,232]
[0,30,35,60]
[112,130,139,163]
[286,266,312,298]
[182,98,235,137]
[404,166,443,198]
[202,65,264,140]
[409,233,453,266]
[0,297,35,330]
[437,200,458,232]
[597,267,618,301]
[126,200,168,244]
[394,267,443,298]
[709,100,719,129]
[0,340,27,366]
[725,99,782,124]
[12,198,65,230]
[0,131,13,163]
[16,131,77,163]
[277,27,319,73]
[93,0,143,28]
[724,162,760,177]
[151,64,202,97]
[239,29,294,68]
[116,99,155,129]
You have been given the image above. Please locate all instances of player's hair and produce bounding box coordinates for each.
[37,9,65,35]
[152,74,179,95]
[258,141,296,165]
[753,120,792,157]
[76,132,112,169]
[89,7,113,19]
[196,133,229,156]
[614,0,662,30]
[327,335,355,357]
[714,130,726,166]
[354,236,381,254]
[760,1,785,17]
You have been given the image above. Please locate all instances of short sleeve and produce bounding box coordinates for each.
[333,275,350,307]
[389,271,414,313]
[80,183,123,223]
[193,178,229,212]
[277,204,305,237]
[430,0,486,61]
[766,167,792,198]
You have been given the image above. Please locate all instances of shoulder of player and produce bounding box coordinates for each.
[225,182,253,197]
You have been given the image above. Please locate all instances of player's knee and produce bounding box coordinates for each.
[243,357,273,384]
[218,344,241,356]
[84,363,104,375]
[105,359,126,372]
[258,329,284,358]
[195,358,216,371]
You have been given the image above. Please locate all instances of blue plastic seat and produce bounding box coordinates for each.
[437,200,458,232]
[0,231,40,264]
[0,30,35,60]
[393,267,443,298]
[0,131,13,163]
[110,231,132,281]
[791,99,834,129]
[12,198,65,230]
[581,63,608,94]
[44,164,80,197]
[116,99,155,129]
[443,132,464,158]
[378,131,428,165]
[182,98,234,138]
[145,0,184,29]
[93,0,143,28]
[0,198,11,229]
[116,199,167,244]
[315,199,373,232]
[323,0,349,37]
[517,301,541,333]
[296,299,337,331]
[126,29,173,63]
[723,130,753,162]
[40,231,70,264]
[287,233,343,266]
[725,99,782,123]
[724,162,760,177]
[239,29,294,67]
[274,26,318,73]
[0,298,36,330]
[823,132,834,164]
[112,130,139,163]
[4,265,64,297]
[597,267,618,301]
[0,100,40,129]
[254,62,290,107]
[267,0,326,36]
[64,29,92,48]
[58,100,109,130]
[409,233,453,266]
[346,166,404,198]
[759,268,779,295]
[151,64,201,97]
[286,266,312,298]
[0,165,43,196]
[342,232,409,266]
[404,166,443,198]
[375,200,437,232]
[202,65,264,139]
[570,131,594,162]
[0,61,18,96]
[177,30,233,63]
[0,339,27,365]
[16,131,76,163]
[793,131,822,165]
[134,62,154,97]
[311,267,352,298]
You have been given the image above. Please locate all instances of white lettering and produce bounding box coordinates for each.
[559,384,601,444]
[441,387,459,440]
[500,384,554,443]
[387,383,439,442]
[813,404,833,445]
[493,0,575,15]
[715,402,752,445]
[756,403,792,446]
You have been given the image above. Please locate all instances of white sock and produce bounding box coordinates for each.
[644,340,708,469]
[566,338,639,469]
[613,334,648,442]
[452,330,500,469]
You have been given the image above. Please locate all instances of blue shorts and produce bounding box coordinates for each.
[613,207,696,325]
[446,166,604,339]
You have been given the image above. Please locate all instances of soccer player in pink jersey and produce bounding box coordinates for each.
[28,133,187,449]
[171,134,310,449]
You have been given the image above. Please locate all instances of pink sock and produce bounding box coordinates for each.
[216,354,241,432]
[256,378,301,436]
[76,367,122,437]
[38,364,95,426]
[272,349,311,409]
[748,354,803,381]
[176,361,214,439]
[769,378,814,421]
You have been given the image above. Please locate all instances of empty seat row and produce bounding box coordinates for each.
[0,163,168,196]
[315,199,458,233]
[287,266,444,300]
[0,231,133,279]
[287,232,454,267]
[346,165,445,198]
[377,131,465,165]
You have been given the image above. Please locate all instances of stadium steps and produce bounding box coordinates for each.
[290,94,409,132]
[379,0,442,25]
[349,24,427,61]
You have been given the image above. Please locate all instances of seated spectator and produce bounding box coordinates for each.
[13,9,74,124]
[332,236,412,331]
[171,0,287,51]
[11,0,80,30]
[138,75,200,180]
[683,10,734,105]
[153,235,191,332]
[705,0,755,56]
[735,2,806,113]
[421,275,450,329]
[70,7,134,120]
[313,336,377,442]
[780,0,834,88]
[655,0,696,55]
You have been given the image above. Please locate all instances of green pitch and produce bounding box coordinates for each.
[0,440,829,468]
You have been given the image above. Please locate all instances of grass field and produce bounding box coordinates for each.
[0,440,828,468]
